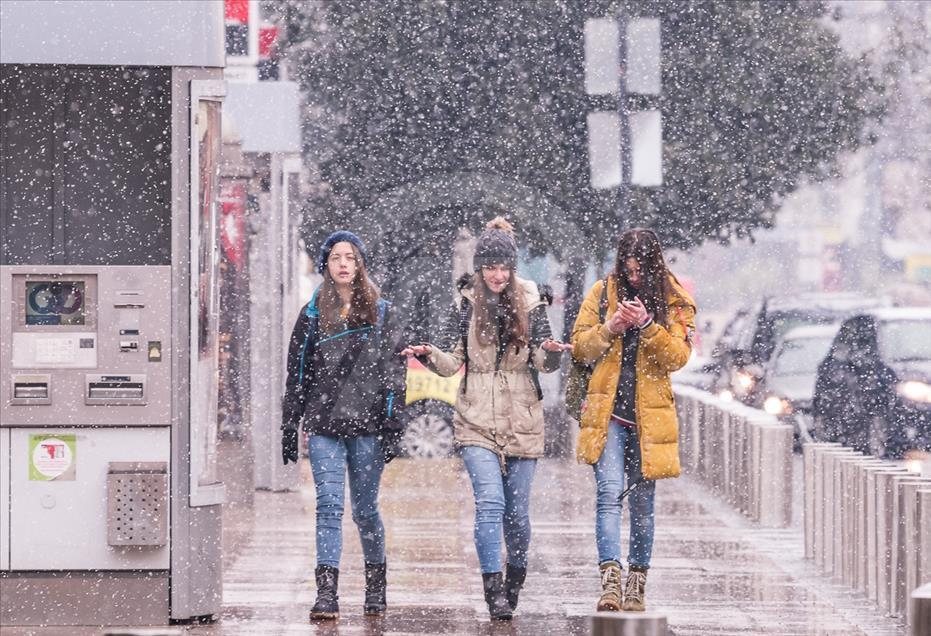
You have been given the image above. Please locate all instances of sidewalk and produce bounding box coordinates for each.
[188,457,904,636]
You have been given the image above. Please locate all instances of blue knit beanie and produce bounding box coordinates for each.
[317,230,367,274]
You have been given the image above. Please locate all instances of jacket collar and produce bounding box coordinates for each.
[461,275,544,312]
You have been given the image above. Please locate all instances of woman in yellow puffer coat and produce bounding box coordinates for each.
[570,228,696,614]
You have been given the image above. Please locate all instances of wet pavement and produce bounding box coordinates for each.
[200,457,903,636]
[4,457,906,636]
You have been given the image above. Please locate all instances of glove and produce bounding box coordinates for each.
[380,428,404,463]
[282,428,299,465]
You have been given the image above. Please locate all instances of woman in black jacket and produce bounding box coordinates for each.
[281,231,406,621]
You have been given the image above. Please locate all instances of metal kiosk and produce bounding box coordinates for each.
[1,1,227,625]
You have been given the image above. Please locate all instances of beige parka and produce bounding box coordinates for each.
[421,277,561,461]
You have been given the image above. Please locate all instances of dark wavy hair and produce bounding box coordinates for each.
[317,242,379,333]
[613,228,674,327]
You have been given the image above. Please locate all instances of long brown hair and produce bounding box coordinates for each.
[613,228,674,327]
[317,243,379,333]
[472,269,529,350]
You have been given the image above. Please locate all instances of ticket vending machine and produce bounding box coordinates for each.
[1,1,226,626]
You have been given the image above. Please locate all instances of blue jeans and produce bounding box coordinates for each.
[460,446,537,574]
[593,422,656,568]
[308,434,385,568]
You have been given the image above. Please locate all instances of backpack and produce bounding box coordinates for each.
[564,278,608,422]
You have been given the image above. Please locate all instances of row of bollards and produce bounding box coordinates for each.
[802,443,931,635]
[673,386,793,527]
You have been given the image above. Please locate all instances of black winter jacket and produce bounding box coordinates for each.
[282,290,408,438]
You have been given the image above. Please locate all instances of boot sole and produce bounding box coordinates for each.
[363,607,386,616]
[596,599,622,612]
[309,611,339,621]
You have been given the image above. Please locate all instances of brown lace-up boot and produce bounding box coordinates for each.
[622,566,647,611]
[596,560,623,611]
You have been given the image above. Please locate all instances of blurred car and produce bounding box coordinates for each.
[401,358,463,458]
[671,351,716,390]
[749,324,840,448]
[812,307,931,458]
[709,293,889,403]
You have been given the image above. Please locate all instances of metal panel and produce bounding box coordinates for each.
[0,66,56,265]
[9,427,169,570]
[0,428,9,570]
[107,462,168,547]
[1,266,172,427]
[1,66,172,266]
[169,67,224,621]
[223,82,302,154]
[0,1,224,67]
[0,571,169,626]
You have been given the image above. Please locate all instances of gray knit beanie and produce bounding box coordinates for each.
[473,216,518,271]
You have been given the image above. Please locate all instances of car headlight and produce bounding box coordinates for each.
[717,389,734,402]
[731,370,756,397]
[896,380,931,404]
[763,395,793,416]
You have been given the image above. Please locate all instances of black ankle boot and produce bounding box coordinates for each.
[504,563,527,611]
[364,561,387,615]
[310,564,339,620]
[482,572,513,621]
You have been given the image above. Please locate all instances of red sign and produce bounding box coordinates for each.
[225,0,249,25]
[259,25,278,59]
[220,182,247,271]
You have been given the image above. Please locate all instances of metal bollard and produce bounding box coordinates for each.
[734,412,751,516]
[676,392,695,474]
[590,612,668,636]
[802,443,840,560]
[906,487,931,632]
[828,449,859,573]
[826,450,863,576]
[698,400,713,482]
[756,421,792,528]
[834,455,870,583]
[687,395,703,475]
[840,457,882,587]
[909,583,931,636]
[863,465,906,601]
[722,407,736,504]
[889,476,931,617]
[919,490,931,598]
[813,447,856,571]
[876,470,907,611]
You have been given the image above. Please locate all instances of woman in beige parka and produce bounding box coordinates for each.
[403,217,572,621]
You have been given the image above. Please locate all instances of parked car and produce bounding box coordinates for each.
[401,357,462,458]
[749,324,840,448]
[709,293,889,403]
[812,307,931,458]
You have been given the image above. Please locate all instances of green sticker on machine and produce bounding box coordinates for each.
[29,434,77,481]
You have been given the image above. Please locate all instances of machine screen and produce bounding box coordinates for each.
[25,281,86,326]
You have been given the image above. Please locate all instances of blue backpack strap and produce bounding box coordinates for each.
[298,288,321,384]
[375,298,388,343]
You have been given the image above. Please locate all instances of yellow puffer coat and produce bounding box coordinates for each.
[570,275,696,479]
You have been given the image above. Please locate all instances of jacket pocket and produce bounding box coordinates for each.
[512,397,544,434]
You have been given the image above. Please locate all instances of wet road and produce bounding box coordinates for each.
[189,457,903,636]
